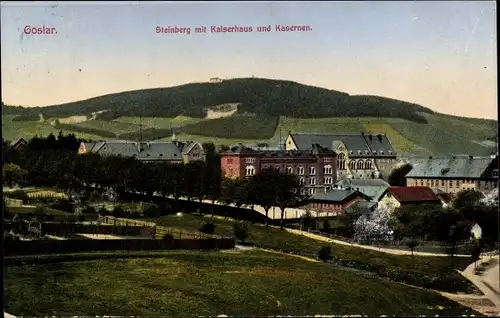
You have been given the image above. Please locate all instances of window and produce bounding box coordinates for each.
[441,180,445,186]
[299,177,305,185]
[286,166,293,174]
[348,161,356,170]
[309,177,316,185]
[323,158,332,163]
[431,180,434,187]
[323,177,333,185]
[298,166,305,175]
[300,188,306,195]
[245,165,255,176]
[309,166,316,175]
[420,179,424,186]
[308,188,316,195]
[449,180,453,188]
[357,161,363,170]
[455,180,459,187]
[245,158,255,164]
[193,153,200,158]
[324,164,332,175]
[493,169,499,177]
[227,158,234,164]
[365,161,372,169]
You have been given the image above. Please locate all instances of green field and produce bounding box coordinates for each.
[141,214,477,294]
[3,112,496,155]
[4,250,478,316]
[114,115,206,128]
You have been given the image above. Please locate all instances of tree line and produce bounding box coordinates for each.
[3,133,307,228]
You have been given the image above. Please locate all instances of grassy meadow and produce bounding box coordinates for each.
[4,250,479,317]
[140,214,478,294]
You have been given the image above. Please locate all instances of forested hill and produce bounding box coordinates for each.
[3,77,440,123]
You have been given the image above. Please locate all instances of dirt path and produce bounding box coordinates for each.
[280,227,470,257]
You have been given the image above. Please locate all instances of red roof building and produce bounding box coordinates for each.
[385,186,441,205]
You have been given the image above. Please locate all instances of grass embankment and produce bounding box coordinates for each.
[8,206,68,216]
[4,250,479,317]
[145,214,478,294]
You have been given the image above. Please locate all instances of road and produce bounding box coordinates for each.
[461,255,500,314]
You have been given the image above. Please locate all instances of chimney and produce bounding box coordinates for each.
[377,134,382,142]
[361,132,365,136]
[469,155,473,160]
[369,134,373,140]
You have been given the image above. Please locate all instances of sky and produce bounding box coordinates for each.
[1,1,497,119]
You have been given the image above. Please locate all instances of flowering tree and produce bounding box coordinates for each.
[480,188,498,206]
[353,202,394,242]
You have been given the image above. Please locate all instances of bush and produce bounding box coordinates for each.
[50,198,75,213]
[200,223,216,235]
[7,190,29,203]
[318,246,333,262]
[112,206,126,218]
[143,204,161,218]
[89,190,102,202]
[163,233,174,240]
[82,206,97,215]
[97,207,108,216]
[233,222,249,243]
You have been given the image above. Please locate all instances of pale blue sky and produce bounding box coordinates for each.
[1,1,497,119]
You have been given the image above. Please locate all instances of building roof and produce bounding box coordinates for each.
[81,141,188,161]
[405,156,494,179]
[388,186,440,203]
[222,143,335,157]
[432,188,452,203]
[310,189,362,203]
[289,132,395,157]
[8,138,28,147]
[334,178,390,201]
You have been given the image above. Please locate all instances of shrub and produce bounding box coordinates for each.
[97,207,108,216]
[50,198,75,213]
[163,233,174,240]
[34,205,47,215]
[233,221,249,243]
[143,204,161,218]
[7,190,29,203]
[89,190,102,202]
[82,206,97,215]
[112,206,126,218]
[318,246,333,262]
[200,223,216,235]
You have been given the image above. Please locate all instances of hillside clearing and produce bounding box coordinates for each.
[4,250,479,317]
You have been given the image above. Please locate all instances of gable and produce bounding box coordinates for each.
[78,143,87,154]
[285,135,297,150]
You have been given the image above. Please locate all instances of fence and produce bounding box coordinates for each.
[4,238,236,256]
[97,215,229,240]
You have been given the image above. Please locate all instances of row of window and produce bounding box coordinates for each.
[244,164,334,176]
[415,178,499,190]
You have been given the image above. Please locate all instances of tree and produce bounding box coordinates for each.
[3,163,27,187]
[274,172,303,229]
[233,221,249,244]
[200,223,216,235]
[405,237,419,257]
[322,219,332,233]
[250,168,281,226]
[300,210,315,231]
[470,241,482,274]
[337,205,364,237]
[453,189,484,211]
[318,246,333,262]
[388,163,413,186]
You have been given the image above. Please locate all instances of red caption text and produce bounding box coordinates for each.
[155,24,312,35]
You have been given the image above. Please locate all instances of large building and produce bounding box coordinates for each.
[219,144,337,195]
[78,140,205,164]
[404,155,499,195]
[285,132,397,180]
